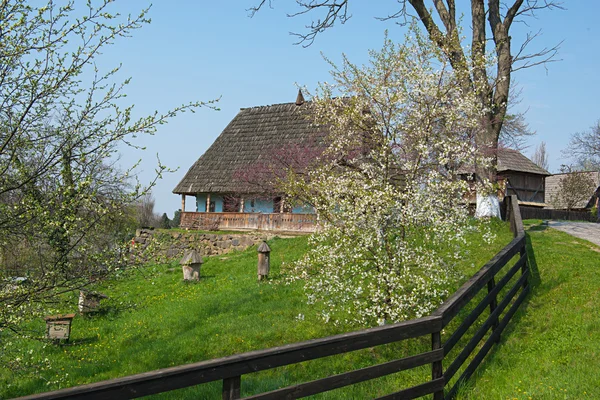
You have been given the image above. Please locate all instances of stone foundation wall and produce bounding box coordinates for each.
[131,229,275,263]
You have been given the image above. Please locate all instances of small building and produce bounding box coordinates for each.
[545,171,600,210]
[496,148,551,206]
[459,148,551,207]
[173,92,324,232]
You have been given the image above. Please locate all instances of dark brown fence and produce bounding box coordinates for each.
[519,206,596,222]
[17,196,530,400]
[180,212,317,233]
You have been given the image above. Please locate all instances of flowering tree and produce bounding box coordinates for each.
[0,1,213,338]
[281,29,491,326]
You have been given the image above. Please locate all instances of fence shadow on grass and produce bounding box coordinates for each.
[526,224,547,232]
[524,232,541,288]
[451,228,541,399]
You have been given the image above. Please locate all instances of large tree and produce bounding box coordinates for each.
[250,0,559,214]
[565,120,600,170]
[135,192,160,229]
[531,141,549,171]
[0,1,212,336]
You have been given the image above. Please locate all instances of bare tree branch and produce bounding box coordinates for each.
[564,120,600,170]
[247,0,272,17]
[531,141,549,170]
[504,0,525,28]
[511,30,562,72]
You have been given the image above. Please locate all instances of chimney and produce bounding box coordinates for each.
[295,89,305,106]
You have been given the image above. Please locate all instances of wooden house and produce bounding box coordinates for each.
[496,148,551,206]
[545,171,600,210]
[173,92,324,232]
[460,148,551,207]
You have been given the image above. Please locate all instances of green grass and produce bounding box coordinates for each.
[1,222,513,399]
[455,220,600,400]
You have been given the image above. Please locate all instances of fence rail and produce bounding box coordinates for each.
[180,212,317,233]
[17,196,530,400]
[519,206,596,222]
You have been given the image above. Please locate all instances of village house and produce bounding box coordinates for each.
[173,92,323,232]
[545,171,600,210]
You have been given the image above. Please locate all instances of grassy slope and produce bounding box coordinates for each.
[2,223,513,399]
[457,221,600,400]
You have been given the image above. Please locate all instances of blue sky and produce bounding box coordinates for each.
[101,1,600,216]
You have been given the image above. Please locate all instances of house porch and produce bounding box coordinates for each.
[179,211,317,233]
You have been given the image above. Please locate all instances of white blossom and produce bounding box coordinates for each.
[281,26,493,327]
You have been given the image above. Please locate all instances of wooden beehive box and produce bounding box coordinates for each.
[78,291,108,314]
[44,313,75,341]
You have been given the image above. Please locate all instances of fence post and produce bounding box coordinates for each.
[520,244,528,289]
[509,195,529,290]
[222,376,241,400]
[432,331,443,400]
[487,277,500,343]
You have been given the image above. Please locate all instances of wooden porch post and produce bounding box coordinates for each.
[181,194,186,212]
[280,196,284,213]
[240,197,245,213]
[206,193,211,213]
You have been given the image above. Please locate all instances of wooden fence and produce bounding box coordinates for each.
[17,196,530,400]
[180,212,317,233]
[519,206,596,222]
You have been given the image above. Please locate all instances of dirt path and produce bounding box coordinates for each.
[547,221,600,247]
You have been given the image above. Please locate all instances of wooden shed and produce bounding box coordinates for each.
[459,148,551,207]
[496,148,551,206]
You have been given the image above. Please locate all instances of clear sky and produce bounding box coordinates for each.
[99,1,600,216]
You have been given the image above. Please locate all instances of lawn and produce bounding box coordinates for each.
[2,221,514,399]
[456,220,600,400]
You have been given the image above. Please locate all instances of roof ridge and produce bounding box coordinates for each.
[550,170,600,176]
[240,101,312,110]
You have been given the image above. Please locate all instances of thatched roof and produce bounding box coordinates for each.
[497,148,550,176]
[545,171,600,209]
[173,101,325,195]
